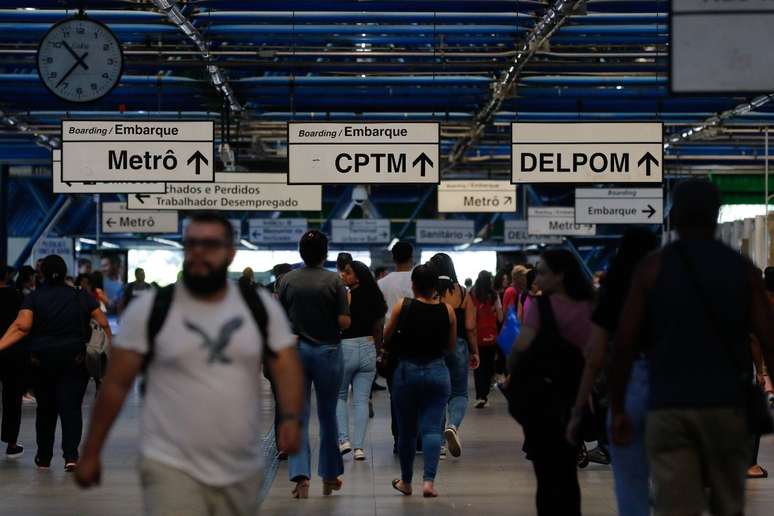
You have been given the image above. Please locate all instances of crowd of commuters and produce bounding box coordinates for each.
[1,179,774,515]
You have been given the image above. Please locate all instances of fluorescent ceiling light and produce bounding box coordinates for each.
[240,239,258,250]
[454,243,472,251]
[387,238,399,251]
[472,237,484,244]
[79,238,97,245]
[101,241,120,249]
[150,237,183,249]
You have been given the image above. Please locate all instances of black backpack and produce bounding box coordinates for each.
[506,295,585,426]
[141,282,275,378]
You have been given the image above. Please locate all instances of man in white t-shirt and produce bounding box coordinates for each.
[75,213,304,516]
[378,241,414,317]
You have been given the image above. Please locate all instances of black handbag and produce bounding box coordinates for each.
[675,244,774,436]
[377,298,412,379]
[506,295,585,426]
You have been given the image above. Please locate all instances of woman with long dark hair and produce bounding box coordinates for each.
[471,271,503,408]
[428,253,478,459]
[508,248,594,516]
[336,261,387,461]
[565,228,658,516]
[0,255,112,471]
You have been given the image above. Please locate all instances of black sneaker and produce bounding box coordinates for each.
[34,456,51,470]
[64,461,77,473]
[587,446,611,466]
[5,444,23,459]
[372,382,387,392]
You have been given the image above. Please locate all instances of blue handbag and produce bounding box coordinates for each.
[496,304,520,357]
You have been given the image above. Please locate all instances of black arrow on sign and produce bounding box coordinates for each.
[504,196,513,206]
[643,204,656,219]
[412,153,434,177]
[135,193,150,204]
[105,217,116,228]
[187,151,209,175]
[637,152,660,177]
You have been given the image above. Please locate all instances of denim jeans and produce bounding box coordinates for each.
[393,358,451,483]
[607,359,650,516]
[444,338,469,429]
[336,337,377,450]
[289,341,344,482]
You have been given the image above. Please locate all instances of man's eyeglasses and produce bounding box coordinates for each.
[182,238,230,251]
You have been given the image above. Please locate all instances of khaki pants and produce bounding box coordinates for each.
[646,408,751,516]
[139,456,262,516]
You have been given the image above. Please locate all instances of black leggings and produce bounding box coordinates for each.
[0,350,28,445]
[474,346,498,401]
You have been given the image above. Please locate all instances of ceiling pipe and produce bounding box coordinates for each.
[447,0,586,167]
[150,0,242,113]
[0,109,58,149]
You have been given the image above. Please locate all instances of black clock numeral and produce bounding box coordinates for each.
[63,31,70,38]
[76,27,85,35]
[76,87,83,95]
[107,58,114,65]
[48,72,57,78]
[91,83,98,90]
[46,57,53,64]
[60,82,69,89]
[102,73,110,79]
[52,42,62,48]
[103,44,111,51]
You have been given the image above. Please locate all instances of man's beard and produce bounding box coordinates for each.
[182,261,229,295]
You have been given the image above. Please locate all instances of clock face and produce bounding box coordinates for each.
[37,17,123,103]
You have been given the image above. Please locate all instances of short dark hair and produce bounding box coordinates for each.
[299,230,328,266]
[77,258,92,267]
[100,254,121,266]
[392,241,413,264]
[670,179,721,232]
[186,212,234,244]
[411,263,438,298]
[272,263,292,276]
[336,252,353,272]
[41,255,67,285]
[540,248,594,302]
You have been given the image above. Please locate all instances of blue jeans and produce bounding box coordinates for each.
[444,338,469,429]
[393,358,451,483]
[289,341,344,482]
[336,337,377,450]
[608,359,650,516]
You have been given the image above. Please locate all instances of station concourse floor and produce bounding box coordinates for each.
[0,379,772,516]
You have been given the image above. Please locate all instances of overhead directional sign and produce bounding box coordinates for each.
[101,202,178,234]
[416,220,476,244]
[503,221,563,245]
[575,188,664,225]
[248,219,308,244]
[332,219,391,244]
[62,120,214,183]
[127,173,322,211]
[672,0,774,93]
[512,123,663,184]
[288,123,439,184]
[528,207,596,236]
[52,150,166,194]
[437,181,517,213]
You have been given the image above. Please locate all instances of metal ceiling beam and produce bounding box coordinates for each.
[0,109,58,149]
[151,0,242,113]
[447,0,585,167]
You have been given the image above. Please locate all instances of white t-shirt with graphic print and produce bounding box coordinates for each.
[115,281,295,486]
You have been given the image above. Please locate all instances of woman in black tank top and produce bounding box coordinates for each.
[384,264,455,498]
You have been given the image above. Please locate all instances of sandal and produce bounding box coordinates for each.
[322,478,343,496]
[747,466,769,479]
[291,480,309,499]
[391,479,412,496]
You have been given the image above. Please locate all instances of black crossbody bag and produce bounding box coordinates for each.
[377,298,412,379]
[675,244,774,436]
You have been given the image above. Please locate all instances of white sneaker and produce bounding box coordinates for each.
[444,426,462,457]
[353,449,366,461]
[439,445,447,460]
[474,399,487,409]
[339,441,352,455]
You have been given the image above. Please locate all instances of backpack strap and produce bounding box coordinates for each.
[143,284,176,374]
[238,282,275,361]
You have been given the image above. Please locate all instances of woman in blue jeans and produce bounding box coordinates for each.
[336,261,387,461]
[566,228,659,516]
[384,264,456,498]
[428,253,478,458]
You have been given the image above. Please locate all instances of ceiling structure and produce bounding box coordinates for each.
[1,1,772,258]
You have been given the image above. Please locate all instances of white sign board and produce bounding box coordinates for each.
[331,219,391,244]
[52,150,166,194]
[248,219,308,244]
[415,220,476,244]
[230,219,242,243]
[528,207,596,236]
[62,120,214,183]
[503,221,563,245]
[575,188,663,224]
[671,1,774,93]
[437,181,517,213]
[32,237,74,275]
[102,202,178,234]
[288,123,439,184]
[512,123,663,183]
[127,173,322,211]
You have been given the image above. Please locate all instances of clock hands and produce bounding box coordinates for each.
[56,52,89,88]
[61,41,89,71]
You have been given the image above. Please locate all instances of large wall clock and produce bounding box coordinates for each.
[37,15,123,103]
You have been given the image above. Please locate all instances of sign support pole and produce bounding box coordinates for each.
[95,194,101,249]
[765,127,770,266]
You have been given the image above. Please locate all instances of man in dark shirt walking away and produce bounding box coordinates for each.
[611,179,774,516]
[121,267,151,311]
[0,264,25,458]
